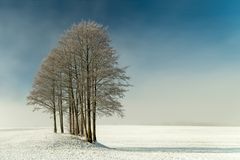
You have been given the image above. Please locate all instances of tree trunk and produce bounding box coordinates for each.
[59,100,64,133]
[80,106,84,136]
[92,78,97,142]
[60,108,64,133]
[86,47,92,143]
[52,79,57,133]
[79,81,87,138]
[81,103,87,138]
[68,91,72,134]
[73,104,79,135]
[71,88,79,135]
[53,105,57,133]
[58,87,64,133]
[60,77,64,133]
[71,103,75,134]
[79,88,88,138]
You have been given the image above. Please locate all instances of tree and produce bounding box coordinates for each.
[27,54,59,133]
[27,20,130,143]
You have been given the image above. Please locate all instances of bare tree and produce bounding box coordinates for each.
[27,20,130,143]
[27,54,59,133]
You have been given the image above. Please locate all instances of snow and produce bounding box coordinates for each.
[1,125,240,159]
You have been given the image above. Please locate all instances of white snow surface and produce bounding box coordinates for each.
[1,125,240,159]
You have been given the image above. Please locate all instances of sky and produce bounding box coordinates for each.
[1,0,240,127]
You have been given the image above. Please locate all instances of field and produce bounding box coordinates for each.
[1,125,240,160]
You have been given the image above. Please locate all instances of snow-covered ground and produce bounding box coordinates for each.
[1,125,240,160]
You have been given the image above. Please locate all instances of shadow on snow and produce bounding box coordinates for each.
[114,147,240,153]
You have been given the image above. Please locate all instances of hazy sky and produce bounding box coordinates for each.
[1,0,240,127]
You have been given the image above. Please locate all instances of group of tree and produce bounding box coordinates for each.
[27,21,130,143]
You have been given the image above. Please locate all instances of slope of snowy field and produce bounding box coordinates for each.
[1,126,240,160]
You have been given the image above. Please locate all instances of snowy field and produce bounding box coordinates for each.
[1,126,240,160]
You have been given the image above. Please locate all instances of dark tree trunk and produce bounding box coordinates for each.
[73,104,79,135]
[80,106,84,136]
[68,92,72,134]
[79,85,88,138]
[73,55,80,135]
[60,109,64,133]
[83,89,88,139]
[71,103,75,134]
[53,105,57,133]
[86,47,92,143]
[92,78,97,142]
[71,88,79,135]
[59,101,64,133]
[78,82,85,137]
[60,81,64,133]
[58,86,64,133]
[52,80,57,133]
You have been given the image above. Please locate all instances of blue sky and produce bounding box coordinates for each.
[1,0,240,127]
